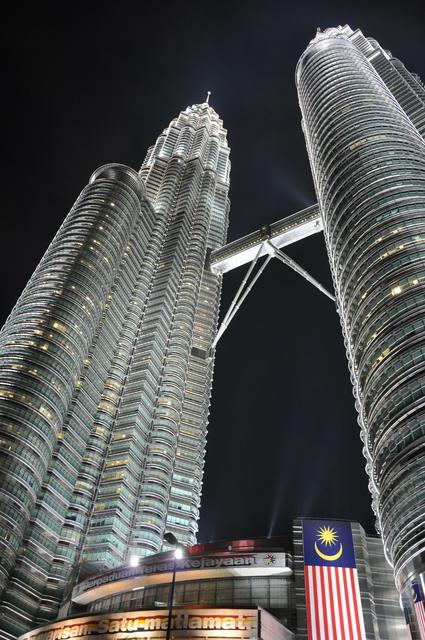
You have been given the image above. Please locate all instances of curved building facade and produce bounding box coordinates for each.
[71,537,294,627]
[297,26,425,612]
[18,537,295,640]
[0,102,230,639]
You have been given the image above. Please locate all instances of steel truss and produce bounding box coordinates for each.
[211,238,334,349]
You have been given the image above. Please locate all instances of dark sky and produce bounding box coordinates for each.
[2,1,424,543]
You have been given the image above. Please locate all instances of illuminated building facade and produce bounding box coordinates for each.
[18,526,408,640]
[2,21,425,640]
[296,24,425,633]
[0,101,230,639]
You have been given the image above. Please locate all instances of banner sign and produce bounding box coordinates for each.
[302,519,366,640]
[73,551,286,598]
[19,609,259,640]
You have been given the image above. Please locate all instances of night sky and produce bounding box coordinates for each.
[2,1,424,544]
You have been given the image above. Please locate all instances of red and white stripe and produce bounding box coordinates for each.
[415,600,425,639]
[304,565,366,640]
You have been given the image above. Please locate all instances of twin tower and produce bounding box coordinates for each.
[1,24,425,639]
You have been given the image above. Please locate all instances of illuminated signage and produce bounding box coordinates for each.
[72,552,286,598]
[20,609,258,640]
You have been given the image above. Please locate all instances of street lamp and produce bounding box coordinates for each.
[163,532,184,640]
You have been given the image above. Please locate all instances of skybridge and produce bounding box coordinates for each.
[210,203,322,274]
[209,203,334,349]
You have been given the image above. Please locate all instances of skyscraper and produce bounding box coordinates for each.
[0,101,230,639]
[297,24,425,629]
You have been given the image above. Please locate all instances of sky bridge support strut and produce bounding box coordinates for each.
[211,237,335,349]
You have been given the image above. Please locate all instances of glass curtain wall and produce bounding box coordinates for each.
[297,27,425,621]
[0,102,230,639]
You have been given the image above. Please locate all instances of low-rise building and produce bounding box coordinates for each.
[19,520,410,640]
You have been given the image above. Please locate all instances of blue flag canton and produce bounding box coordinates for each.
[302,519,356,568]
[412,583,423,603]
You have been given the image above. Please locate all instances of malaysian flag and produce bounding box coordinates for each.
[302,519,366,640]
[412,582,425,639]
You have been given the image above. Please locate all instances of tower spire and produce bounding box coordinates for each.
[205,90,211,104]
